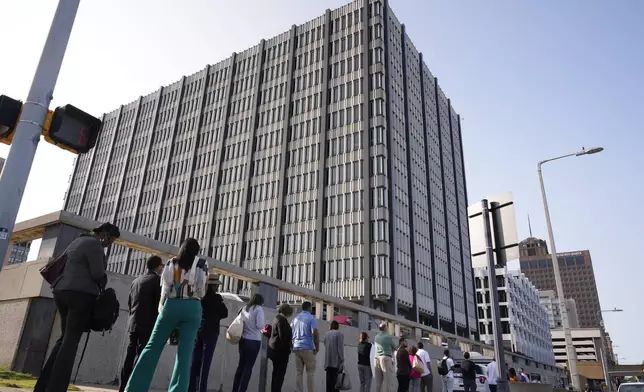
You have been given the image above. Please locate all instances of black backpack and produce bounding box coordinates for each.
[438,359,449,376]
[90,287,120,333]
[75,288,120,383]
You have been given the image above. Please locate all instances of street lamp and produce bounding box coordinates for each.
[599,308,624,392]
[537,146,604,391]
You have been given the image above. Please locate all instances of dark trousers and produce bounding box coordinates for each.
[326,366,340,392]
[489,385,498,392]
[119,329,152,392]
[34,291,95,392]
[232,338,261,392]
[421,374,434,392]
[398,374,410,392]
[188,333,219,392]
[464,379,478,392]
[270,352,289,392]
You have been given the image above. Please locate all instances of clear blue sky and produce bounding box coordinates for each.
[1,0,641,363]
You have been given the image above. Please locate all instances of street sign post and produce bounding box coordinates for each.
[468,192,519,392]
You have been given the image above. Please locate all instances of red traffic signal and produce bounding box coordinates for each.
[44,104,101,154]
[0,95,23,145]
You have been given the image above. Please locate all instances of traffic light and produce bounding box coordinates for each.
[43,104,101,154]
[0,95,22,145]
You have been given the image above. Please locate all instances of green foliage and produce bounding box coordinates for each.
[0,368,80,390]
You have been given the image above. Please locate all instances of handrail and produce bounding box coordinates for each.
[11,209,565,373]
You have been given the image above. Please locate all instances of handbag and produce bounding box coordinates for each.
[335,366,352,391]
[261,323,272,338]
[39,252,67,286]
[226,309,244,345]
[413,355,424,374]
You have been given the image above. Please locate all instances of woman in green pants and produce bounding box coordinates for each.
[126,238,208,392]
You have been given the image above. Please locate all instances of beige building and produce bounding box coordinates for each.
[551,328,602,366]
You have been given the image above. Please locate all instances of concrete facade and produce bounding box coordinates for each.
[62,0,475,336]
[539,289,580,329]
[551,328,602,367]
[474,267,555,366]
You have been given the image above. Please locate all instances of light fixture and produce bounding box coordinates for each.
[576,147,604,156]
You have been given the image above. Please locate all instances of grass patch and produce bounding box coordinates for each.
[0,369,80,391]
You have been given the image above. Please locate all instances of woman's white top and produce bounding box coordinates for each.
[241,305,265,341]
[159,256,208,313]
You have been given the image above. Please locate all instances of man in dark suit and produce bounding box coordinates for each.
[119,255,164,392]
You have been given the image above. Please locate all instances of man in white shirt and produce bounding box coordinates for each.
[439,349,455,392]
[416,342,433,392]
[486,359,498,392]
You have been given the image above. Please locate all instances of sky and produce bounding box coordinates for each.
[1,0,642,363]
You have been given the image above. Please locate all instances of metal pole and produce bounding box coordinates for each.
[538,164,580,390]
[481,199,509,392]
[0,0,81,270]
[598,313,611,391]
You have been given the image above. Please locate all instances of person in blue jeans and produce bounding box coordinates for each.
[125,238,208,392]
[232,294,265,392]
[189,274,228,392]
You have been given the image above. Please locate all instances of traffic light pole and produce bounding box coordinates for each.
[0,0,80,270]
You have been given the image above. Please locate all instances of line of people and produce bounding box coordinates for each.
[31,224,513,392]
[118,249,231,392]
[33,232,220,392]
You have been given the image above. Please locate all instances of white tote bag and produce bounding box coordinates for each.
[226,309,244,345]
[335,367,352,391]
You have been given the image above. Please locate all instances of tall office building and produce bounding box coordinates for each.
[63,0,476,335]
[519,238,602,328]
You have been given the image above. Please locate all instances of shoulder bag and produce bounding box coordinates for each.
[226,308,244,345]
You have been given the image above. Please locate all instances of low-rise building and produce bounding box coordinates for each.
[551,328,602,366]
[475,266,556,365]
[8,241,31,265]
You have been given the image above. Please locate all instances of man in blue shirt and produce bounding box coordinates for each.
[291,301,319,392]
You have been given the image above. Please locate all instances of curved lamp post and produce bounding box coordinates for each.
[537,147,604,390]
[599,308,624,392]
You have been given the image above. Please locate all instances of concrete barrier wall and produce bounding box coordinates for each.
[509,383,555,392]
[0,299,30,368]
[44,272,448,391]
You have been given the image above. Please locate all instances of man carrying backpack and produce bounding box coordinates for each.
[35,223,120,392]
[438,349,455,392]
[460,352,477,392]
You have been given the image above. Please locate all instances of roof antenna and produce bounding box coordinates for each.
[528,214,533,237]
